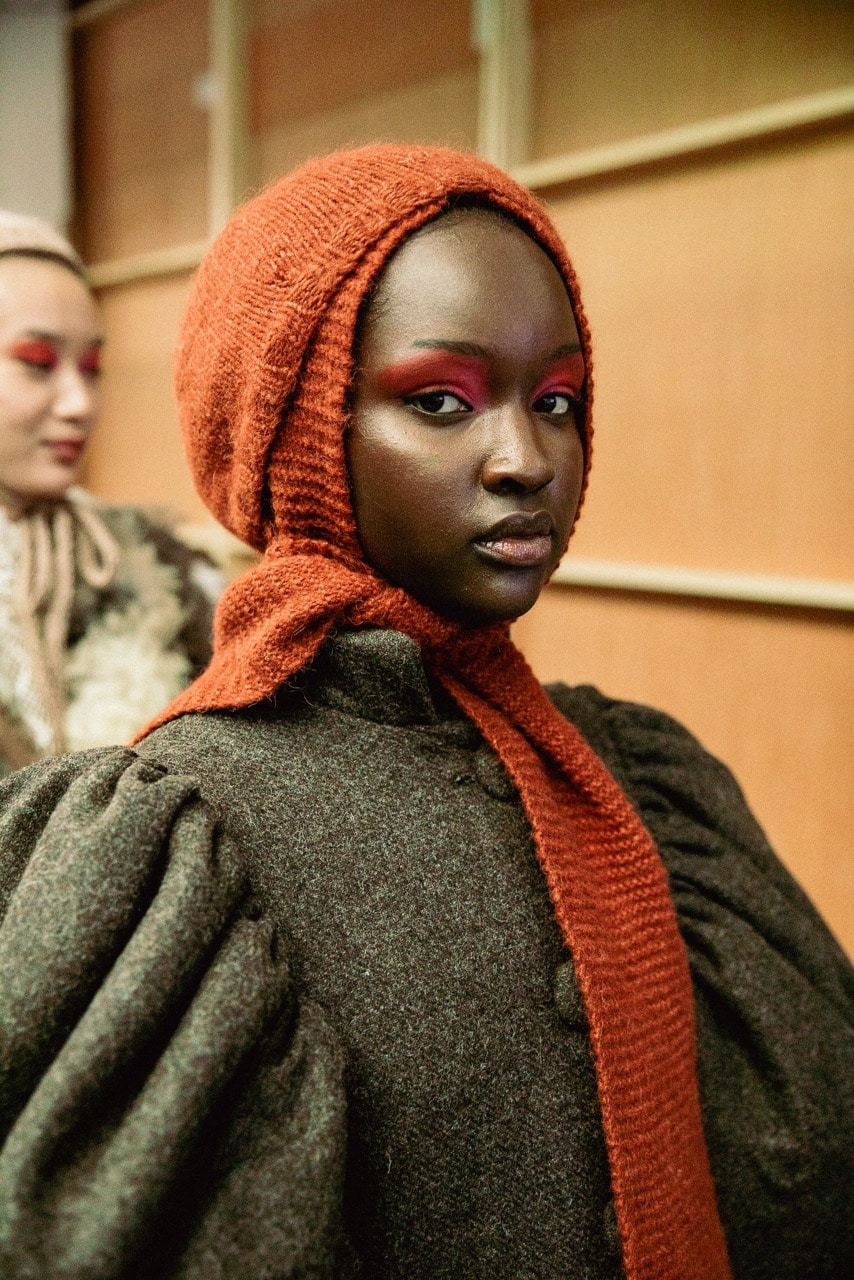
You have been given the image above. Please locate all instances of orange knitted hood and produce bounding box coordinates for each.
[174,143,593,558]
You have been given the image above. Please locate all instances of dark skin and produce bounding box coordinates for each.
[347,209,586,627]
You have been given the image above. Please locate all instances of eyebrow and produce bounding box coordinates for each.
[411,338,582,359]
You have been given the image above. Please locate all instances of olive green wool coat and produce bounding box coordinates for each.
[0,630,852,1279]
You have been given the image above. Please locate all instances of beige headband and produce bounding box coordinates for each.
[0,209,84,277]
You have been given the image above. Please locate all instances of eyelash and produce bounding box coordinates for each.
[402,388,583,418]
[532,391,582,417]
[403,390,471,415]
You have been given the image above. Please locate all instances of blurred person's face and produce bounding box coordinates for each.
[347,210,586,626]
[0,255,103,516]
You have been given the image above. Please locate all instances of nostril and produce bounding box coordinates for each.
[493,475,527,495]
[483,455,554,495]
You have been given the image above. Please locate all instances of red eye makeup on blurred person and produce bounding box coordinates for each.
[9,338,102,379]
[10,339,59,372]
[78,346,102,378]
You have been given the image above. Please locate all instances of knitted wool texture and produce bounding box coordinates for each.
[141,144,731,1280]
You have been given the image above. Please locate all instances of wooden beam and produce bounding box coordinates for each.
[86,239,209,289]
[207,0,249,236]
[551,558,854,613]
[83,84,853,285]
[512,85,854,192]
[474,0,532,169]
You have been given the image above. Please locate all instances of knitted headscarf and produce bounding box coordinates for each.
[141,145,731,1279]
[0,212,119,754]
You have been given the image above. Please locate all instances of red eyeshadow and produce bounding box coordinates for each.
[9,339,58,370]
[78,348,102,376]
[376,352,491,409]
[533,351,586,402]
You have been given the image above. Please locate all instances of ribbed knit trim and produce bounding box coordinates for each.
[141,145,732,1279]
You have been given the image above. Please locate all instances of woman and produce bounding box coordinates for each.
[0,211,217,775]
[0,148,851,1280]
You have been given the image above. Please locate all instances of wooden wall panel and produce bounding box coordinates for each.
[249,0,477,186]
[531,0,854,159]
[80,274,208,521]
[249,0,474,132]
[513,588,854,955]
[72,0,209,260]
[254,69,478,187]
[543,132,854,578]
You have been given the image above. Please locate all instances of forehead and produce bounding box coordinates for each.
[360,209,578,355]
[0,255,101,339]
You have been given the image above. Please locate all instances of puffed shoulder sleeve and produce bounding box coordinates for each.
[552,684,854,1280]
[0,750,349,1280]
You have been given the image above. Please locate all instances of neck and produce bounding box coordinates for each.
[0,487,31,521]
[0,488,70,521]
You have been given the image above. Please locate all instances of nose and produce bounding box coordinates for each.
[54,363,98,424]
[480,404,555,495]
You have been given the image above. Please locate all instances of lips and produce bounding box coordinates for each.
[44,439,86,466]
[474,511,555,568]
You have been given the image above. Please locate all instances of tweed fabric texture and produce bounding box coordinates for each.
[0,750,348,1279]
[140,144,729,1278]
[1,631,852,1276]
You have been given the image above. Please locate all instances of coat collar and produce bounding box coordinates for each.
[307,628,475,734]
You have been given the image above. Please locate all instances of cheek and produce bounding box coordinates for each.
[350,416,439,517]
[0,378,48,434]
[348,420,465,577]
[550,430,586,539]
[86,385,103,426]
[560,429,586,497]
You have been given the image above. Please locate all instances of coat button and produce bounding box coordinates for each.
[553,957,588,1028]
[472,744,517,801]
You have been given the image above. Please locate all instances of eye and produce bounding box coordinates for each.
[533,390,580,418]
[10,340,58,372]
[403,390,472,416]
[78,349,102,379]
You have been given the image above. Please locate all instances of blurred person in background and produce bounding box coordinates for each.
[0,211,218,776]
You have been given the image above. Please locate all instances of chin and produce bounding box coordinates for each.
[13,473,78,508]
[444,590,543,629]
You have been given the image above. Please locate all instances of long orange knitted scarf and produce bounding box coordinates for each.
[140,146,731,1280]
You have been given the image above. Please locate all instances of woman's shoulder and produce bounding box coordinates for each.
[0,745,235,920]
[547,679,852,986]
[547,681,794,880]
[66,493,221,687]
[0,745,348,1277]
[546,680,733,786]
[89,498,223,600]
[549,682,854,1275]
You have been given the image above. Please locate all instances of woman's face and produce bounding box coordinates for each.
[348,210,586,626]
[0,255,103,515]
